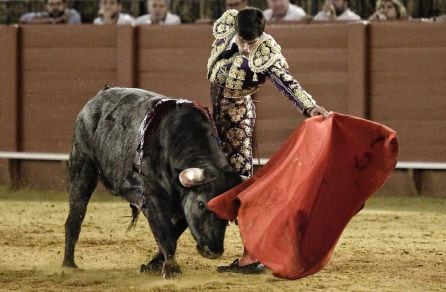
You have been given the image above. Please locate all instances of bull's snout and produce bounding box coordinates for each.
[197,244,223,259]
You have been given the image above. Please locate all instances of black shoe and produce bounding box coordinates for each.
[217,259,265,274]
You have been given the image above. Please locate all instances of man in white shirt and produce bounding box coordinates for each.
[263,0,306,21]
[314,0,361,21]
[93,0,134,24]
[135,0,181,25]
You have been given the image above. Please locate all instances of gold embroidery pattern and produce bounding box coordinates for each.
[213,9,237,39]
[224,55,247,90]
[216,95,256,177]
[249,34,287,73]
[223,87,259,98]
[294,89,316,109]
[226,78,243,90]
[211,53,257,97]
[209,58,231,84]
[207,10,238,77]
[228,56,246,80]
[207,42,228,76]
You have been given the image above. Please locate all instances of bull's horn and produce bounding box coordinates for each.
[240,175,249,182]
[179,168,205,187]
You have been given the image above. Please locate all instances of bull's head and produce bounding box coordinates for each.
[179,168,241,259]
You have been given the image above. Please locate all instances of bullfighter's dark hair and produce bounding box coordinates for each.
[235,7,266,40]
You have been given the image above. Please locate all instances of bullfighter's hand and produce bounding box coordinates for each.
[308,106,330,118]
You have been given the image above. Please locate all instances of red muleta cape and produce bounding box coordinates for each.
[208,113,398,279]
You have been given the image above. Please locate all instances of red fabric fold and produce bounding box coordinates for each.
[208,113,398,279]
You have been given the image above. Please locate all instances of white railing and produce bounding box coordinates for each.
[254,158,446,170]
[1,151,445,170]
[0,151,69,161]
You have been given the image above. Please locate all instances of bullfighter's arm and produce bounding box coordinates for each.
[266,62,318,117]
[249,35,319,117]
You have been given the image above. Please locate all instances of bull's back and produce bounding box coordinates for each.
[74,87,163,191]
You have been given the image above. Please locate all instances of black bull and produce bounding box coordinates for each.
[62,87,242,278]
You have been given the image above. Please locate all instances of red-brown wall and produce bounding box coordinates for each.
[368,22,446,161]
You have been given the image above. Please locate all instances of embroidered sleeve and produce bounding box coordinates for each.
[208,10,238,79]
[249,35,285,74]
[266,60,317,114]
[248,34,317,114]
[213,9,238,40]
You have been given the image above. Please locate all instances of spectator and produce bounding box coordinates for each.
[93,0,134,25]
[135,0,180,25]
[19,0,81,24]
[314,0,361,21]
[226,0,248,11]
[369,0,408,20]
[170,0,200,23]
[263,0,307,21]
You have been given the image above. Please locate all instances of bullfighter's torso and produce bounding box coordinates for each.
[207,9,318,113]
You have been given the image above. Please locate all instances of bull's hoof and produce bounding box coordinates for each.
[161,262,182,279]
[62,260,79,269]
[140,258,164,274]
[140,263,162,274]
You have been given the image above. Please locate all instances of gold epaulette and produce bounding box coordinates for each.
[249,34,288,73]
[213,9,238,40]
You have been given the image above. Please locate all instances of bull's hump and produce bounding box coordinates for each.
[97,88,162,118]
[101,87,162,104]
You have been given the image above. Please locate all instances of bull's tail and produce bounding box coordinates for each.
[127,204,141,231]
[125,189,145,231]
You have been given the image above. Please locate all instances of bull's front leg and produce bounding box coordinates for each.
[142,195,183,279]
[140,217,187,274]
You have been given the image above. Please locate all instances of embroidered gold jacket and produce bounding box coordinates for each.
[207,9,317,114]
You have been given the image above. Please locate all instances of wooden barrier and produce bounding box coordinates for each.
[0,22,445,193]
[368,22,446,162]
[19,25,117,153]
[0,26,19,186]
[136,24,213,104]
[255,22,369,157]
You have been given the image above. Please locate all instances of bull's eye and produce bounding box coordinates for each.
[198,201,205,210]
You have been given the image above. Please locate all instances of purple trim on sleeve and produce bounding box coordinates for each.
[266,68,306,113]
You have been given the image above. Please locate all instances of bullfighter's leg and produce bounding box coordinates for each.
[212,92,265,273]
[63,151,98,268]
[212,91,256,178]
[140,217,187,274]
[140,195,183,279]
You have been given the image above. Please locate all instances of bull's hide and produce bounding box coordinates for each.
[208,113,398,279]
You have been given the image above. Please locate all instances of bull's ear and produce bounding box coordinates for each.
[179,168,216,187]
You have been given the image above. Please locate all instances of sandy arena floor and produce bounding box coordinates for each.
[0,187,445,291]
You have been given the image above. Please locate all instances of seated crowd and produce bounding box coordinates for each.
[19,0,445,25]
[20,0,180,25]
